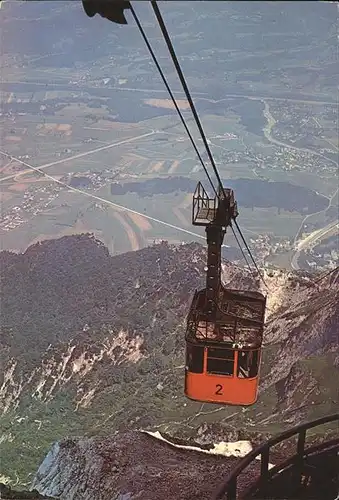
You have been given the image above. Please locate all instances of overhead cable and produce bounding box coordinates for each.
[150,0,225,195]
[230,226,253,275]
[233,219,269,288]
[313,265,339,284]
[139,1,267,288]
[130,3,218,197]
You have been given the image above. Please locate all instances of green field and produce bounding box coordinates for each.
[1,103,336,260]
[1,3,337,262]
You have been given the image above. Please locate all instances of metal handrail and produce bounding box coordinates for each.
[243,436,339,498]
[192,181,218,225]
[213,413,339,500]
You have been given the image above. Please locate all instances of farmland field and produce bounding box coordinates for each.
[0,0,337,270]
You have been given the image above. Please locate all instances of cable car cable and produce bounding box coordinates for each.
[150,1,269,286]
[81,0,268,290]
[131,2,258,280]
[313,265,338,284]
[82,1,266,290]
[150,0,225,195]
[134,1,267,289]
[233,219,269,288]
[130,3,218,197]
[230,226,253,275]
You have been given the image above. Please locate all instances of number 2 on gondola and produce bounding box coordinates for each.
[215,384,223,395]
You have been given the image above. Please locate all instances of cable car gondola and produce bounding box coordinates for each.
[80,0,267,405]
[185,182,266,406]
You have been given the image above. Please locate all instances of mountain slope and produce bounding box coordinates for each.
[0,483,52,500]
[28,427,339,500]
[30,432,246,500]
[0,235,338,486]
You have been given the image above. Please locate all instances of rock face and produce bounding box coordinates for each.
[0,235,338,487]
[31,432,259,500]
[0,483,53,499]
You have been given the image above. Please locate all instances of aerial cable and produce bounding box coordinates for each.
[80,0,268,289]
[230,226,253,276]
[313,265,339,285]
[233,219,269,289]
[150,0,225,196]
[129,3,218,197]
[145,1,267,288]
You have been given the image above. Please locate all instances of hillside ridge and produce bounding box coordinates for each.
[0,234,338,487]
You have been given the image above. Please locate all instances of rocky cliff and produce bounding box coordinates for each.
[0,483,53,499]
[28,427,339,499]
[30,432,252,500]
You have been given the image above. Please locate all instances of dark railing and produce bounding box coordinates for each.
[213,413,339,500]
[192,181,217,225]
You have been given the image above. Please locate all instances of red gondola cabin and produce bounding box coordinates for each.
[184,183,266,406]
